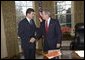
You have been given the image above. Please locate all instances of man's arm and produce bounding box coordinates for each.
[18,21,35,43]
[55,20,62,48]
[18,22,28,40]
[36,21,43,40]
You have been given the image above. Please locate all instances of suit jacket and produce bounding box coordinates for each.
[18,18,36,49]
[38,18,62,51]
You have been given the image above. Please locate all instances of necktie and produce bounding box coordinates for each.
[30,20,33,25]
[45,21,49,32]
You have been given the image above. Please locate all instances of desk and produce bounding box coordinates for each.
[61,50,84,59]
[71,51,84,59]
[37,50,84,59]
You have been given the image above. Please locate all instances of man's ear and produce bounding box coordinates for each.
[27,13,30,16]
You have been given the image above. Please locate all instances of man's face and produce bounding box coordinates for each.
[41,11,48,20]
[27,12,35,19]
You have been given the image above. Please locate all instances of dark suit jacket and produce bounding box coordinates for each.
[18,18,36,50]
[38,18,62,51]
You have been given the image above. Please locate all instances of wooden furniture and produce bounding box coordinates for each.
[36,50,84,59]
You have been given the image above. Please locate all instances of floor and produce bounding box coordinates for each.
[2,40,72,59]
[19,40,72,59]
[19,50,73,59]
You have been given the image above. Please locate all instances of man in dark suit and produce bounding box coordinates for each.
[38,9,62,52]
[18,8,36,59]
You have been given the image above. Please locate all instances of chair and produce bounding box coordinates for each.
[70,23,84,50]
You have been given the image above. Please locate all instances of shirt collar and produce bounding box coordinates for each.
[47,17,51,25]
[45,17,51,26]
[26,17,30,22]
[48,17,51,23]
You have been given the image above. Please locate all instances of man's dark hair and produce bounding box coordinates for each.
[26,8,34,15]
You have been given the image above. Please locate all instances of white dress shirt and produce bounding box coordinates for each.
[45,17,51,27]
[26,17,30,23]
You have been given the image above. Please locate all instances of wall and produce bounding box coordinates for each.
[73,1,84,24]
[71,1,84,36]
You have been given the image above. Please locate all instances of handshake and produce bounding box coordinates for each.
[29,37,36,43]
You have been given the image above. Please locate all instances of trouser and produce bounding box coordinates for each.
[22,43,35,59]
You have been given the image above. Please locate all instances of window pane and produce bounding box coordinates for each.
[27,1,33,6]
[62,10,66,14]
[21,7,27,16]
[66,8,71,14]
[26,6,33,9]
[66,5,71,10]
[62,5,66,9]
[15,6,24,16]
[20,1,27,6]
[62,2,66,6]
[55,1,71,28]
[66,1,71,4]
[15,1,21,6]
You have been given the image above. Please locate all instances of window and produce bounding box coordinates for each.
[55,1,71,33]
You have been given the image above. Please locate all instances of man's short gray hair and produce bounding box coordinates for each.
[42,9,51,17]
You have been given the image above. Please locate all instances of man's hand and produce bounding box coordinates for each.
[39,18,43,22]
[39,12,42,17]
[29,37,35,43]
[38,12,43,22]
[56,43,60,48]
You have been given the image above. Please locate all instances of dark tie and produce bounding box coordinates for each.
[30,20,33,25]
[45,21,49,32]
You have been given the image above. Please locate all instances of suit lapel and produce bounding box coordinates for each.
[25,18,33,29]
[25,18,30,25]
[48,18,53,32]
[43,21,46,33]
[25,18,35,27]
